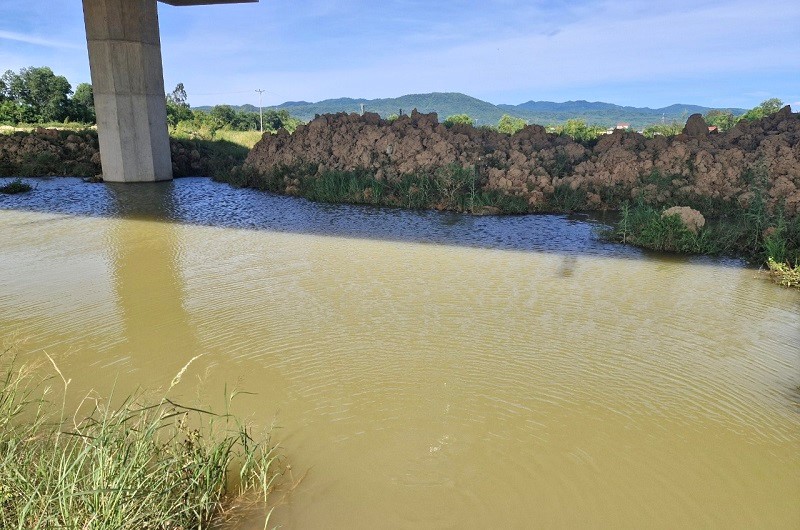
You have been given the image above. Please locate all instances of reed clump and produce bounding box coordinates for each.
[607,191,800,288]
[0,178,32,194]
[0,348,281,530]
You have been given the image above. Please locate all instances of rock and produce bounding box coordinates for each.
[474,205,501,215]
[661,206,705,234]
[683,114,709,138]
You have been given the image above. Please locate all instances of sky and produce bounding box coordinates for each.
[0,0,798,110]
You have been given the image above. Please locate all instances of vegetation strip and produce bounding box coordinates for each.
[0,348,282,529]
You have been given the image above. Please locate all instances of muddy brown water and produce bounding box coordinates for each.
[1,177,798,529]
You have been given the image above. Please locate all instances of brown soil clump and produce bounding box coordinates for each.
[244,106,800,216]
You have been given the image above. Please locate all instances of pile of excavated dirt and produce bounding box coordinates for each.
[0,128,231,179]
[0,128,101,177]
[244,107,800,216]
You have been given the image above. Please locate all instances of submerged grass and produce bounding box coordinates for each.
[0,347,282,530]
[0,178,33,194]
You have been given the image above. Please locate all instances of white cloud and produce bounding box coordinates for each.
[3,0,797,108]
[0,29,82,50]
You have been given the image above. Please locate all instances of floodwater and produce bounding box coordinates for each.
[1,177,798,529]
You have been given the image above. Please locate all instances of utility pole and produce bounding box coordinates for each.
[255,89,266,133]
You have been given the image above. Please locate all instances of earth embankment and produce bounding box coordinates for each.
[243,107,800,216]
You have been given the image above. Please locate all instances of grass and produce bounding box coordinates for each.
[0,123,95,134]
[213,130,264,150]
[0,347,282,530]
[607,195,800,288]
[170,125,263,150]
[545,183,587,213]
[216,163,531,214]
[0,178,33,194]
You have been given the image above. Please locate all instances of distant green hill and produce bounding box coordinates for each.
[197,93,746,129]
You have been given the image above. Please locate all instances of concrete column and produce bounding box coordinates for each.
[82,0,172,182]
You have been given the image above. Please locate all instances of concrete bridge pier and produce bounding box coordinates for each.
[83,0,173,182]
[82,0,256,183]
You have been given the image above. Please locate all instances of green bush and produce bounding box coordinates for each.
[443,114,474,128]
[497,114,526,135]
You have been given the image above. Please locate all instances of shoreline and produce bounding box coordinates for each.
[2,107,798,286]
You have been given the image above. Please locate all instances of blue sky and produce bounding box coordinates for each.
[1,0,798,110]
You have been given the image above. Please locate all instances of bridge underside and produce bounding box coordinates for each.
[82,0,256,182]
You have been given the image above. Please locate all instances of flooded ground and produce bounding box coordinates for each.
[1,177,798,529]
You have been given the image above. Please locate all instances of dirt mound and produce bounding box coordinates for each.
[0,129,232,179]
[0,129,101,177]
[244,106,800,216]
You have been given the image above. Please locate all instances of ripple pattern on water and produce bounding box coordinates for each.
[1,176,798,529]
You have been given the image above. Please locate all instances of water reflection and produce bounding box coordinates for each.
[0,177,668,261]
[1,177,798,529]
[105,182,199,380]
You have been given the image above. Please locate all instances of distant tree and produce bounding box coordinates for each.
[1,70,16,100]
[704,109,735,132]
[0,71,26,123]
[497,114,526,135]
[70,82,95,123]
[166,82,193,127]
[557,119,604,143]
[209,104,237,129]
[3,67,72,122]
[443,114,474,128]
[167,82,188,107]
[642,122,683,138]
[230,110,259,131]
[0,100,21,124]
[739,98,783,122]
[263,109,295,131]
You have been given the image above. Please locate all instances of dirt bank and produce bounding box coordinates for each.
[243,107,800,217]
[0,128,240,179]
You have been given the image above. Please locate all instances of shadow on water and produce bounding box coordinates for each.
[0,176,746,267]
[105,183,201,375]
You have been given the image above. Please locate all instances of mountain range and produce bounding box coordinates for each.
[196,92,746,129]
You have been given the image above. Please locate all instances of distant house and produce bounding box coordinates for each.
[708,126,718,133]
[602,123,631,134]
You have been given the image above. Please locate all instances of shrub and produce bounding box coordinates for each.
[443,114,474,128]
[497,115,526,135]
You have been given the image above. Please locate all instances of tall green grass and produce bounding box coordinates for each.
[607,196,800,288]
[0,348,282,529]
[217,163,530,214]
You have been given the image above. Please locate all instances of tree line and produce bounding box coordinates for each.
[0,66,786,141]
[0,66,300,134]
[443,98,786,145]
[0,67,94,125]
[165,83,301,135]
